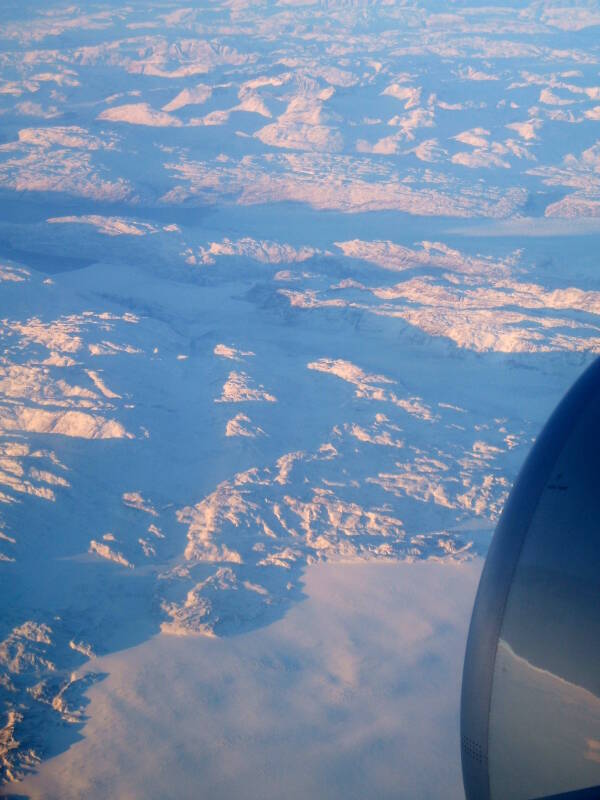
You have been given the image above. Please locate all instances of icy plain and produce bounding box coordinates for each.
[1,1,600,796]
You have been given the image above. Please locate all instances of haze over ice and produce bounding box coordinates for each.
[1,1,600,797]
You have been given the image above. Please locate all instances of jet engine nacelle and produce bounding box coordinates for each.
[461,359,600,800]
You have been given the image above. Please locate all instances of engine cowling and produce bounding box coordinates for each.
[461,358,600,800]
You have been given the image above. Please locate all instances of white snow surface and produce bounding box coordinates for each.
[1,0,600,794]
[15,560,481,800]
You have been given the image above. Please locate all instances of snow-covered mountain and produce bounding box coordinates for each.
[1,0,600,793]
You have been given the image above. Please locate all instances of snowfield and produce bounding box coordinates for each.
[1,0,600,796]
